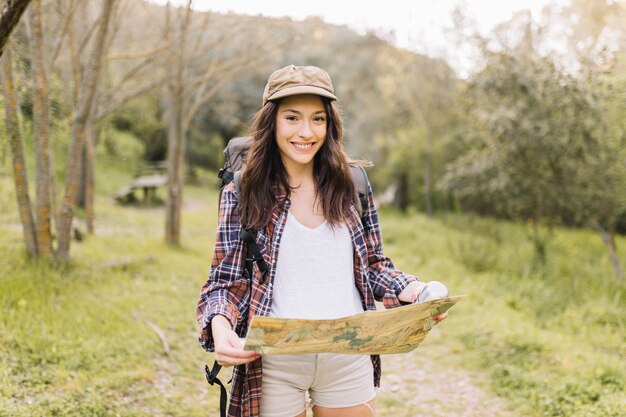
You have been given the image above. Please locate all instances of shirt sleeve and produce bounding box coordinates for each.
[361,182,419,308]
[196,182,250,351]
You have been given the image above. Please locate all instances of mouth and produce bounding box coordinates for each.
[291,142,315,151]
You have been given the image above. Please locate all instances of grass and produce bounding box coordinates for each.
[0,135,625,415]
[0,134,223,416]
[379,208,625,417]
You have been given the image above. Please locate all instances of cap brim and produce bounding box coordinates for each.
[266,86,337,103]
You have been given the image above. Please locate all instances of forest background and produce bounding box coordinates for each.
[0,0,625,416]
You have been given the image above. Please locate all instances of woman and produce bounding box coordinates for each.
[197,65,446,417]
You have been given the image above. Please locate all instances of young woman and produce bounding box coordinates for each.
[197,65,447,417]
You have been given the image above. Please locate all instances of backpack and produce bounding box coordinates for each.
[205,136,370,417]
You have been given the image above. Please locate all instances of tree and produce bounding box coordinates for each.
[162,1,274,245]
[568,69,626,281]
[392,56,458,215]
[163,0,189,246]
[576,140,626,281]
[1,42,37,256]
[440,51,604,262]
[79,0,167,233]
[28,0,54,258]
[359,47,458,213]
[56,0,115,259]
[440,3,626,273]
[0,0,32,58]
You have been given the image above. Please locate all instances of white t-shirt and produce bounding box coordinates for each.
[269,212,365,320]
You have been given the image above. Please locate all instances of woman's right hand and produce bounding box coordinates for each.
[211,314,261,366]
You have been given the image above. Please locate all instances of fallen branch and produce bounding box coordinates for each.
[132,311,170,356]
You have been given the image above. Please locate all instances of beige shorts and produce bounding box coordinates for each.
[260,353,376,417]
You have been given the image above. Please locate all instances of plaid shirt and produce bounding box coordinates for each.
[196,179,418,417]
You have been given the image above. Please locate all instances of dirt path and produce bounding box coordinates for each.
[376,326,511,417]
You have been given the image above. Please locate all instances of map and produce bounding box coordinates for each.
[243,295,464,355]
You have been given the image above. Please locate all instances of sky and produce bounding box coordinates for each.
[153,0,567,47]
[150,0,570,74]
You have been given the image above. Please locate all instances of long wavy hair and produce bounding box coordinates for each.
[239,97,358,230]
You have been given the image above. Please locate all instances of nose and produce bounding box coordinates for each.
[298,121,313,140]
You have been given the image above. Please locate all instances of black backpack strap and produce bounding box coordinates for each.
[205,361,227,417]
[240,228,270,284]
[234,172,270,284]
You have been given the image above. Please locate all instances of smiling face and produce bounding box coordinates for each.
[274,94,327,175]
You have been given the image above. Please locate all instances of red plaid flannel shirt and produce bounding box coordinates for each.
[196,179,418,416]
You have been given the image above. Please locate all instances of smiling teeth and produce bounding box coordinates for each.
[293,143,313,150]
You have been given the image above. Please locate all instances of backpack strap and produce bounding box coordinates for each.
[205,362,227,417]
[240,228,270,284]
[234,171,270,285]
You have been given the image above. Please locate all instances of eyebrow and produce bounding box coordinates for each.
[280,109,326,115]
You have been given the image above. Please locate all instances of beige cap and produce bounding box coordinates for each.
[262,65,338,105]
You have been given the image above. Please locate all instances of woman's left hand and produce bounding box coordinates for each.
[401,281,449,323]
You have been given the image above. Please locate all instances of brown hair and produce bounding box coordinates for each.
[239,98,357,230]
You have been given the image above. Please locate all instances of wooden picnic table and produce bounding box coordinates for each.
[114,174,167,204]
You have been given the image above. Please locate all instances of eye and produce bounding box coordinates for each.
[285,115,298,122]
[313,116,326,123]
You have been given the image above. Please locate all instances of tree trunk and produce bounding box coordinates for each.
[67,6,80,107]
[1,43,38,256]
[77,104,97,235]
[57,0,115,259]
[165,92,184,245]
[423,127,434,217]
[530,218,548,265]
[164,1,190,246]
[594,223,623,281]
[85,113,96,234]
[395,171,409,212]
[29,0,53,258]
[77,139,87,209]
[48,136,59,238]
[0,0,33,58]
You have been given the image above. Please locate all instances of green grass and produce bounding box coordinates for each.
[0,203,222,416]
[1,140,625,415]
[380,208,626,417]
[0,134,224,416]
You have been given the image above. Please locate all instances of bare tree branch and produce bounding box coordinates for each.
[50,0,79,68]
[182,47,268,131]
[76,9,101,63]
[186,6,211,58]
[105,0,127,56]
[107,43,169,61]
[95,76,165,122]
[0,0,32,58]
